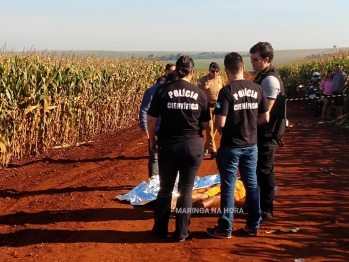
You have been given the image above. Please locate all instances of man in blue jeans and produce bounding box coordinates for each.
[139,82,161,179]
[139,65,176,178]
[206,52,269,238]
[332,64,347,117]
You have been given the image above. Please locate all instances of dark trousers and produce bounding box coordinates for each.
[257,139,276,214]
[153,137,203,239]
[147,138,158,178]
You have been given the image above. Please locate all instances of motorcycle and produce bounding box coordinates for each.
[296,72,324,117]
[304,81,323,117]
[296,84,306,95]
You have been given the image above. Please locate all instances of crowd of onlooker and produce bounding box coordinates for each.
[296,64,348,119]
[318,64,348,119]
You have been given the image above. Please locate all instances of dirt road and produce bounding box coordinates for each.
[0,100,348,262]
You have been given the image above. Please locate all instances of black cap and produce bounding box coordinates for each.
[209,62,220,70]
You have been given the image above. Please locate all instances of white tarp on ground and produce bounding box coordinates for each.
[115,174,221,205]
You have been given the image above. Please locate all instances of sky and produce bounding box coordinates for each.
[1,0,348,52]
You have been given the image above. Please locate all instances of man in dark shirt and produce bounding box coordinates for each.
[332,64,348,117]
[250,42,285,219]
[206,52,269,238]
[155,63,176,85]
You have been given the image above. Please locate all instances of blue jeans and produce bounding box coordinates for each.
[216,145,261,233]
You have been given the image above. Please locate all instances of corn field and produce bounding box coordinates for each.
[278,50,349,95]
[0,50,174,165]
[1,49,347,166]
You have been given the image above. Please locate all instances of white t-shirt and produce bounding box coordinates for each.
[261,76,280,99]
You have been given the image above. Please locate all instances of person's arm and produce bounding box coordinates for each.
[266,98,276,112]
[213,87,229,134]
[215,115,226,135]
[258,86,270,125]
[198,76,210,91]
[147,115,158,153]
[340,74,348,93]
[198,94,211,132]
[261,76,279,111]
[257,111,269,125]
[200,122,208,130]
[201,195,221,208]
[139,89,152,138]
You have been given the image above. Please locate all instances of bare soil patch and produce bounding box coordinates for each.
[0,100,348,261]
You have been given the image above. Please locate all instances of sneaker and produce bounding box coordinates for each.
[204,151,209,157]
[206,226,231,239]
[261,212,273,219]
[210,152,217,159]
[243,225,258,236]
[174,230,193,242]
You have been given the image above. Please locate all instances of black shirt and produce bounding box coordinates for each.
[213,80,268,147]
[148,79,211,144]
[156,75,166,85]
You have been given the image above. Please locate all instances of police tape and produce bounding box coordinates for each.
[287,94,348,101]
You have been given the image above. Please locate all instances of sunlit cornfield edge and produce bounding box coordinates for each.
[0,50,201,165]
[277,50,349,95]
[0,49,348,165]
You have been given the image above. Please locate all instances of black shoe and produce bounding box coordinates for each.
[151,227,168,238]
[261,212,273,219]
[210,152,217,159]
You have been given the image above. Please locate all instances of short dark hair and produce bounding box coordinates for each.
[175,55,194,78]
[224,52,244,74]
[165,72,179,82]
[249,42,274,62]
[209,62,220,70]
[165,63,175,71]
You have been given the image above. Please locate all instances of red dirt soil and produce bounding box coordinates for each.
[0,100,348,262]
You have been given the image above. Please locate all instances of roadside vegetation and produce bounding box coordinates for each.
[278,50,349,95]
[0,49,347,165]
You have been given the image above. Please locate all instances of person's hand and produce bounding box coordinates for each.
[149,139,158,153]
[144,130,149,139]
[204,81,212,90]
